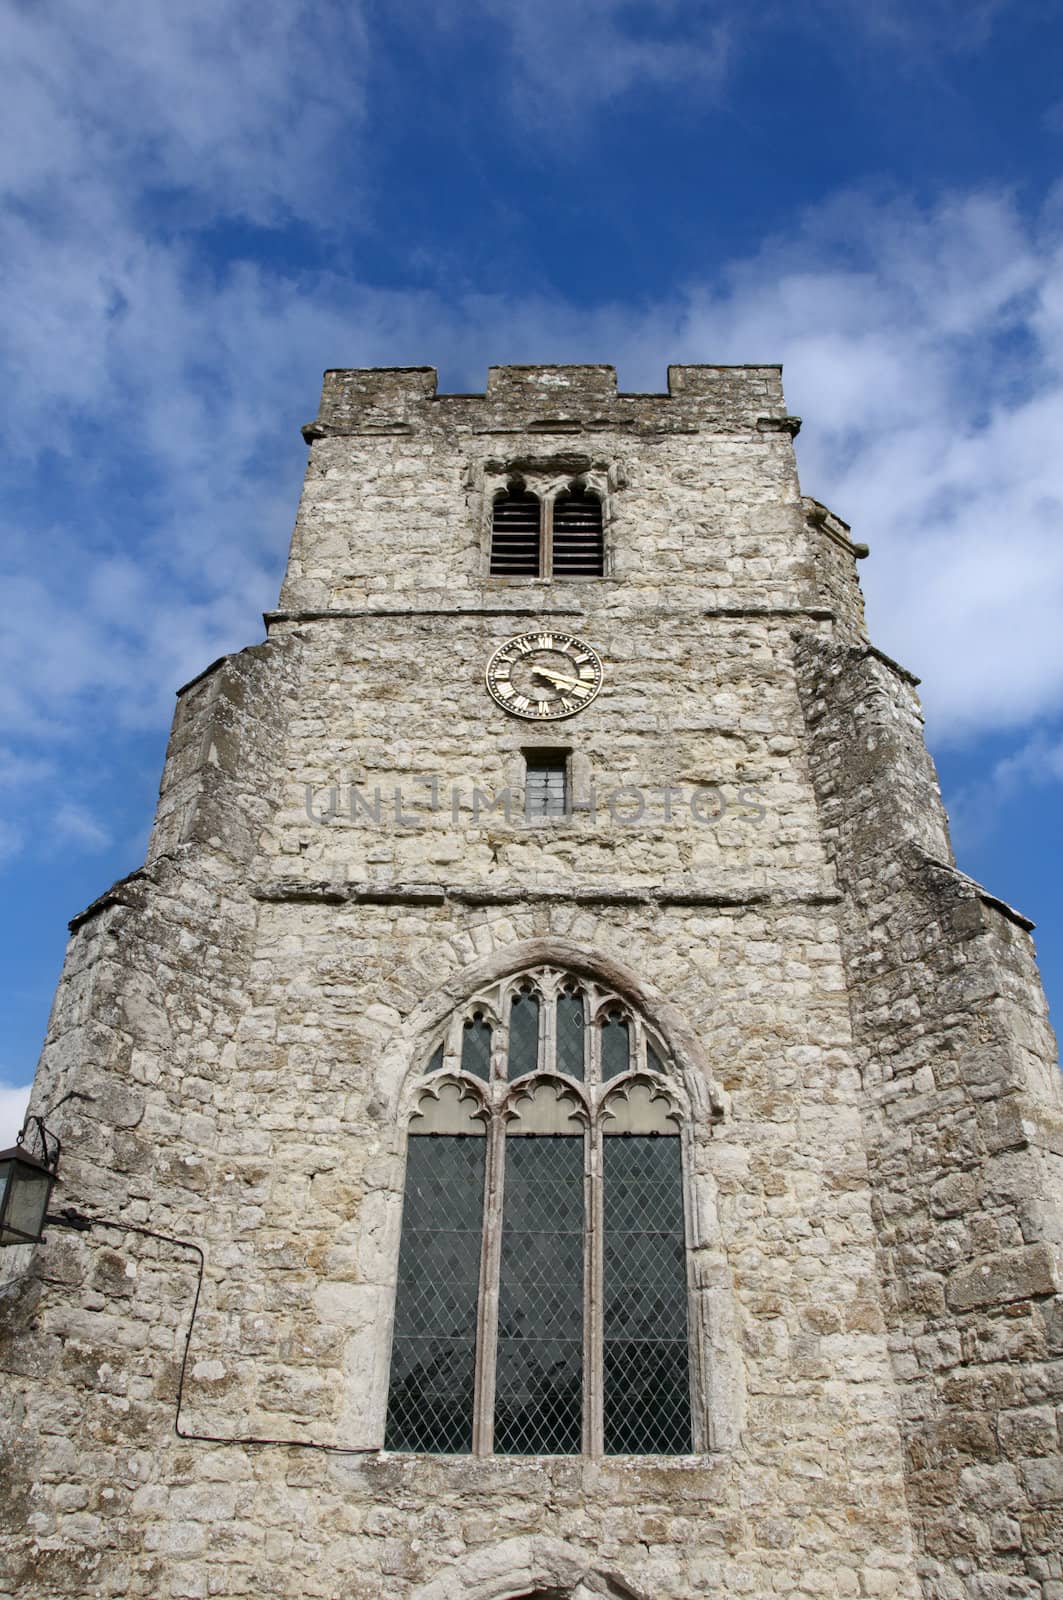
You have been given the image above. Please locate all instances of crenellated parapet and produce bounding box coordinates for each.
[304,363,794,440]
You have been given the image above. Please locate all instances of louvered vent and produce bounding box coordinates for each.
[552,488,604,576]
[490,487,542,575]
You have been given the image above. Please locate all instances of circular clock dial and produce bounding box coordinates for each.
[485,631,604,720]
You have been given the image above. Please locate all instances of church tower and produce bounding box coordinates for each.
[2,365,1062,1600]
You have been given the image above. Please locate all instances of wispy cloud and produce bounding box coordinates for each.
[463,0,732,126]
[412,0,1013,132]
[0,1082,32,1149]
[0,820,24,864]
[51,803,111,854]
[801,0,1010,50]
[943,726,1063,852]
[667,190,1063,742]
[0,748,54,788]
[5,187,1063,780]
[0,0,368,224]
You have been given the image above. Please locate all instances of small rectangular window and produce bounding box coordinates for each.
[524,751,569,819]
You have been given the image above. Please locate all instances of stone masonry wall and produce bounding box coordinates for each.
[2,877,922,1600]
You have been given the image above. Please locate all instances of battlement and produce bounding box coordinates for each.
[306,363,794,439]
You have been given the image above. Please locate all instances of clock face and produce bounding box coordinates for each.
[485,631,604,720]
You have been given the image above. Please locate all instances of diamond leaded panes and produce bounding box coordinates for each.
[600,1010,631,1080]
[461,1014,492,1080]
[386,968,694,1458]
[494,1135,584,1454]
[385,1135,485,1452]
[555,991,585,1080]
[507,988,540,1079]
[602,1136,691,1454]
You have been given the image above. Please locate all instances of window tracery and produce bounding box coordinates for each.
[385,967,693,1457]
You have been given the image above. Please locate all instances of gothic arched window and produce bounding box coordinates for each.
[385,969,693,1457]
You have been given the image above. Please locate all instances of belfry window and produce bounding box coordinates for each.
[489,483,541,576]
[552,486,604,575]
[489,480,606,579]
[385,969,693,1457]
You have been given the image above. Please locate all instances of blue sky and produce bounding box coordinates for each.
[2,0,1062,1142]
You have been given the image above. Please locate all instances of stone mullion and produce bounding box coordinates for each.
[585,1111,604,1456]
[630,1013,644,1074]
[542,495,554,579]
[443,1010,465,1074]
[588,1003,602,1089]
[679,1118,708,1453]
[541,978,555,1075]
[472,1098,505,1455]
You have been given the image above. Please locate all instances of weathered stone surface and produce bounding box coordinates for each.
[1,365,1060,1600]
[948,1247,1063,1311]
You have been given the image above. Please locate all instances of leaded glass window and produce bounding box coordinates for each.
[555,988,586,1081]
[461,1012,493,1080]
[602,1135,691,1453]
[524,751,568,819]
[600,1009,631,1080]
[384,1135,485,1452]
[495,1127,584,1454]
[385,968,695,1457]
[507,986,540,1079]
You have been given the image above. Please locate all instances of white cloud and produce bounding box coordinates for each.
[471,0,733,125]
[0,819,24,863]
[940,727,1063,853]
[51,803,111,854]
[412,0,1015,130]
[0,0,368,223]
[800,0,1009,50]
[0,1083,32,1149]
[994,734,1063,788]
[0,748,54,788]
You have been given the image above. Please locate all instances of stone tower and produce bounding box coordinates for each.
[2,364,1062,1600]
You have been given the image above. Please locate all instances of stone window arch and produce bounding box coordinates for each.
[384,966,693,1457]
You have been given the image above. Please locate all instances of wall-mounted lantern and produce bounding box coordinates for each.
[0,1118,60,1246]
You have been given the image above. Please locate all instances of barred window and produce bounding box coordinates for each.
[524,749,569,819]
[385,968,693,1457]
[489,480,606,580]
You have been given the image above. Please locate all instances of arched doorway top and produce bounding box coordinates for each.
[407,1535,650,1600]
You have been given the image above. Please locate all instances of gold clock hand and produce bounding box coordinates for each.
[532,666,584,691]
